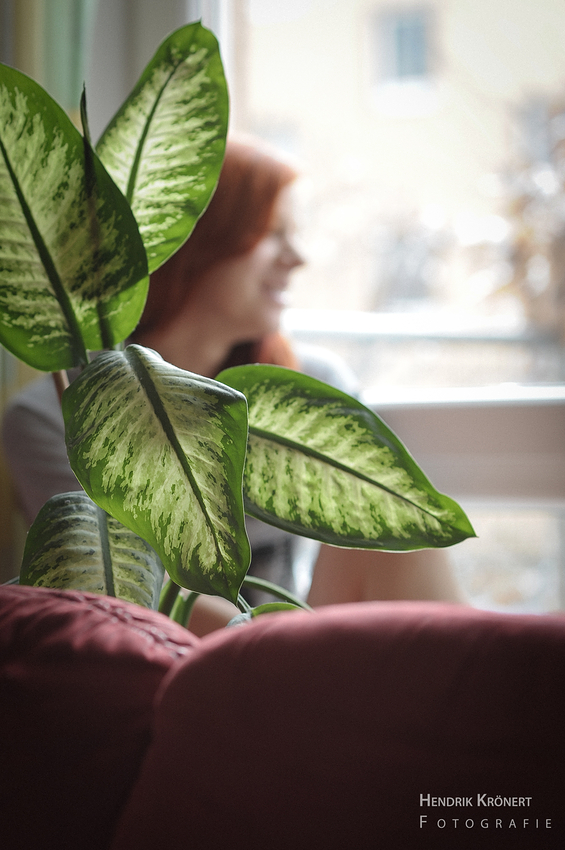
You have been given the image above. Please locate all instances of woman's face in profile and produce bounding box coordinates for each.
[195,186,304,340]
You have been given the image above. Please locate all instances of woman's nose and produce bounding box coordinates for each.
[283,239,305,269]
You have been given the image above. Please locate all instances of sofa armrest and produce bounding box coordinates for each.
[111,601,565,849]
[0,585,198,850]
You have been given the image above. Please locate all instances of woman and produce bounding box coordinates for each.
[131,136,462,608]
[131,137,354,388]
[133,139,302,377]
[2,137,463,629]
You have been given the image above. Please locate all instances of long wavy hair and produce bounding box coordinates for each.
[132,137,299,373]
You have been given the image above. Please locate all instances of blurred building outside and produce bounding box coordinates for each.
[241,0,565,391]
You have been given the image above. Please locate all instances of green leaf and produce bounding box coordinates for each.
[217,365,476,551]
[63,345,251,603]
[20,491,164,609]
[96,22,228,273]
[0,63,149,371]
[250,602,304,617]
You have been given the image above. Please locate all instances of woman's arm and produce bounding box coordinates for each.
[307,544,466,606]
[2,377,79,526]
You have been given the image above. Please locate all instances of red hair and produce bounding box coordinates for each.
[133,138,299,372]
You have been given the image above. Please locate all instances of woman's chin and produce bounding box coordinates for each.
[257,305,284,336]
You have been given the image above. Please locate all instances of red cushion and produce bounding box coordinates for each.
[110,602,565,850]
[0,585,198,850]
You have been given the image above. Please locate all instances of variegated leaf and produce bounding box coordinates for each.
[20,491,164,610]
[63,345,250,603]
[217,365,476,550]
[0,64,149,371]
[96,22,228,273]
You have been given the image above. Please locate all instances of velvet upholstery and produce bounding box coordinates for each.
[0,585,197,850]
[110,602,565,849]
[1,586,564,849]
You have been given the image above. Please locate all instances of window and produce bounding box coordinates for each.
[1,0,564,611]
[378,8,431,82]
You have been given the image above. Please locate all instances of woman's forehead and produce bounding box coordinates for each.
[271,185,297,226]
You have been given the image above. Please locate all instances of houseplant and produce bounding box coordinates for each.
[0,23,474,624]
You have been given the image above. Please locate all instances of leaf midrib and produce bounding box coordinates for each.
[96,505,116,596]
[0,131,88,365]
[123,51,194,205]
[125,347,226,563]
[249,425,442,520]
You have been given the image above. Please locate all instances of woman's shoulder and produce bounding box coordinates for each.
[3,375,62,426]
[2,375,74,526]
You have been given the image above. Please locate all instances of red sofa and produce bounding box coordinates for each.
[1,584,564,849]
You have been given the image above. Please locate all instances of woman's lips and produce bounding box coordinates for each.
[264,286,289,307]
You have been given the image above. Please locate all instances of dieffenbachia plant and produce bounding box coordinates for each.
[95,23,228,274]
[0,23,475,620]
[217,365,473,552]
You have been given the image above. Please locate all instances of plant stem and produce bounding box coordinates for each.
[242,575,313,610]
[237,593,253,615]
[170,591,200,629]
[52,370,70,404]
[158,578,181,616]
